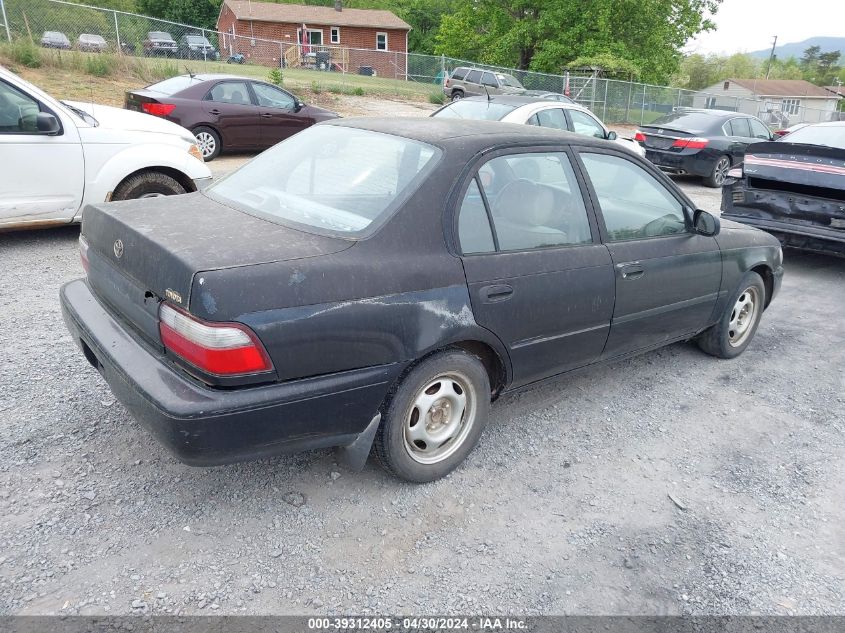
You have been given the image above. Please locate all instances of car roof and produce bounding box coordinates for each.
[323,117,604,151]
[672,108,754,119]
[455,95,592,115]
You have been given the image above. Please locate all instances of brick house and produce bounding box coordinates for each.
[216,0,411,79]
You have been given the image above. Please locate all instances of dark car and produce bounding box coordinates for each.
[635,109,774,187]
[179,33,217,60]
[60,118,783,483]
[124,74,338,161]
[722,121,845,257]
[143,31,177,57]
[40,31,71,50]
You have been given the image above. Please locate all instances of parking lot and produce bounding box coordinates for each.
[1,163,843,615]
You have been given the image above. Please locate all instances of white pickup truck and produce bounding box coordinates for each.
[0,65,212,231]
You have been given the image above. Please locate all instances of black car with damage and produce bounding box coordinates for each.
[721,121,845,257]
[60,118,783,482]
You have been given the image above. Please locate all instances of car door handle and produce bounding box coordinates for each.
[479,284,513,303]
[208,108,221,115]
[260,112,273,118]
[617,262,645,280]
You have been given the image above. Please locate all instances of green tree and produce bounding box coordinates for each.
[136,0,222,29]
[433,0,721,83]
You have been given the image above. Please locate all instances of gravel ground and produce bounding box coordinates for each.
[0,112,842,616]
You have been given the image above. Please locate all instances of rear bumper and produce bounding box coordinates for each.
[644,149,713,177]
[722,185,845,257]
[60,279,401,466]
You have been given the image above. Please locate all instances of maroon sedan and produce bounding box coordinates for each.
[125,74,339,161]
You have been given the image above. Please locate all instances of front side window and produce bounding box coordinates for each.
[252,83,295,109]
[458,152,592,253]
[580,152,686,241]
[535,108,567,130]
[208,126,440,237]
[0,80,41,133]
[569,109,605,139]
[206,81,252,105]
[376,32,387,51]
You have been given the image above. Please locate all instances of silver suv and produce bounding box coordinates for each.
[443,67,526,101]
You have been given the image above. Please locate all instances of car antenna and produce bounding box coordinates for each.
[483,84,491,102]
[186,67,195,79]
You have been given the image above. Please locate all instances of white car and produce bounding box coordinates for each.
[431,95,646,157]
[0,65,211,231]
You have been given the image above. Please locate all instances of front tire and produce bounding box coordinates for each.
[704,155,731,188]
[374,350,491,483]
[697,271,766,359]
[112,171,186,200]
[192,126,221,161]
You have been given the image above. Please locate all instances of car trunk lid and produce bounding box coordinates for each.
[82,192,352,342]
[638,126,695,151]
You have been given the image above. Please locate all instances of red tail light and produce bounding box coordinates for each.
[634,131,646,143]
[159,303,273,377]
[79,234,89,274]
[445,78,451,87]
[141,102,176,117]
[672,137,709,149]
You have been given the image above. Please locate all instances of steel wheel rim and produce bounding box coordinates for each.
[451,93,463,101]
[728,286,759,347]
[195,131,216,158]
[714,158,730,186]
[138,192,166,198]
[403,371,477,465]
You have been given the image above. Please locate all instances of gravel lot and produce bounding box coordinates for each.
[1,135,842,615]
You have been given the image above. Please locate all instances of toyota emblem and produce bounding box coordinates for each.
[113,239,124,259]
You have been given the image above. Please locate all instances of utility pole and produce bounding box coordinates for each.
[766,35,778,79]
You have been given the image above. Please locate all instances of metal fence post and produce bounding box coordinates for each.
[202,28,207,62]
[113,10,121,52]
[640,85,647,126]
[1,0,12,42]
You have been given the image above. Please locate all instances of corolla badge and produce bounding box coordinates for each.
[113,239,124,259]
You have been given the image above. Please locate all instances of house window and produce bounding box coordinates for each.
[298,28,323,46]
[781,98,800,115]
[330,27,340,44]
[376,32,387,51]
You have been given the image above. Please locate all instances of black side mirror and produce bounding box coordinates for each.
[693,208,720,237]
[606,130,618,141]
[294,100,304,112]
[36,112,61,135]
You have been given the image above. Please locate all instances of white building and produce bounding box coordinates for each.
[692,79,841,126]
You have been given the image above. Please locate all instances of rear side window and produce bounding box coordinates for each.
[580,152,685,241]
[535,108,567,130]
[458,152,592,253]
[450,68,467,81]
[728,118,751,137]
[465,70,482,84]
[749,118,771,140]
[206,81,251,105]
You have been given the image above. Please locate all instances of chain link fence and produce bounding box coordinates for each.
[2,0,842,125]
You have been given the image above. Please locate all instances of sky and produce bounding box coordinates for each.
[688,0,845,55]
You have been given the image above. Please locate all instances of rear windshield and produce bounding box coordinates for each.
[145,75,205,94]
[432,100,519,121]
[80,34,105,43]
[149,31,173,40]
[647,111,722,134]
[780,125,845,150]
[185,35,210,45]
[207,126,441,237]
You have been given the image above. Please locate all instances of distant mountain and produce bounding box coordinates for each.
[747,37,845,60]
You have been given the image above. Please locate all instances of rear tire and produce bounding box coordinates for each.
[374,350,490,483]
[697,271,766,359]
[704,155,731,188]
[450,90,464,102]
[112,171,186,201]
[192,126,221,161]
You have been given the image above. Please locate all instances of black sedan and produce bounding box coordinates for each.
[635,108,774,187]
[125,74,338,161]
[722,121,845,257]
[60,119,783,483]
